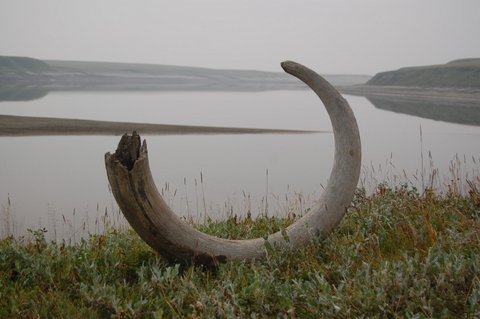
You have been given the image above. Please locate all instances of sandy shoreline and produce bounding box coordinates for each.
[0,114,321,136]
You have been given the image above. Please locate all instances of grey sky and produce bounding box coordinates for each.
[1,0,479,75]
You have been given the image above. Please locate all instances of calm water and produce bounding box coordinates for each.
[1,90,479,239]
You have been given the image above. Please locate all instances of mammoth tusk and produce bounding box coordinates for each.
[104,61,361,266]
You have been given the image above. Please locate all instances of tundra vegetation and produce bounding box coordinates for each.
[0,181,479,318]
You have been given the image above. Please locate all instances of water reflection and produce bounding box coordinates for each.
[0,85,49,102]
[367,95,480,126]
[0,76,305,103]
[3,83,480,128]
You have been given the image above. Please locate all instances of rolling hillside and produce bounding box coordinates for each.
[0,56,369,93]
[367,58,480,89]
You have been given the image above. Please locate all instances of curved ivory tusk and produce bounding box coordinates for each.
[105,61,361,266]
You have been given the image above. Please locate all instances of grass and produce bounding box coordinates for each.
[0,183,479,318]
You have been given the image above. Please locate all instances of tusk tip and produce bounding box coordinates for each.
[281,60,301,74]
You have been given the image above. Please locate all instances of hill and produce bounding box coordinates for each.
[0,56,369,95]
[367,58,480,89]
[0,56,52,73]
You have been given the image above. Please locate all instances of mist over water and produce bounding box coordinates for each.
[1,90,479,240]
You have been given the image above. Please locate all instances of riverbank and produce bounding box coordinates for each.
[0,114,320,136]
[1,184,479,317]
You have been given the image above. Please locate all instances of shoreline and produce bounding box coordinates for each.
[0,114,322,136]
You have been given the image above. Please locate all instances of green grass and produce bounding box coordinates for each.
[1,184,479,318]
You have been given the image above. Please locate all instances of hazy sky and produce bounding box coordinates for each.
[1,0,479,75]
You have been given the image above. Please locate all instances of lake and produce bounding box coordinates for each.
[1,89,479,240]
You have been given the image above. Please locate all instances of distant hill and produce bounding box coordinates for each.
[0,56,369,95]
[0,56,52,73]
[367,58,480,89]
[46,59,370,86]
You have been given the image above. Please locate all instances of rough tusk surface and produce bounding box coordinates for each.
[105,61,361,266]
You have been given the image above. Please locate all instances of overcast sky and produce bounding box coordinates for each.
[1,0,479,75]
